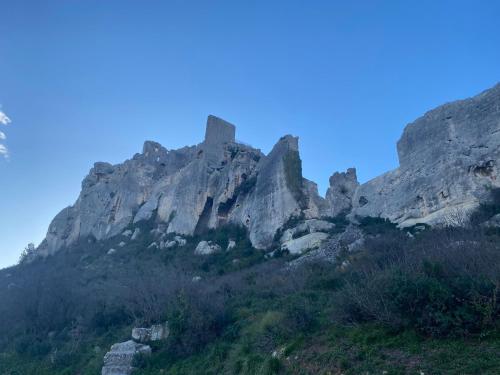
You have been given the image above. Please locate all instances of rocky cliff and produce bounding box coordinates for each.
[38,83,500,256]
[38,115,325,255]
[351,83,500,226]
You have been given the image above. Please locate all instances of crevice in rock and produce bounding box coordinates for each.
[470,160,495,177]
[194,197,214,235]
[217,196,237,221]
[359,196,368,207]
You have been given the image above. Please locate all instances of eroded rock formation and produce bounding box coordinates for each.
[324,168,359,217]
[351,83,500,226]
[38,83,500,257]
[38,115,323,255]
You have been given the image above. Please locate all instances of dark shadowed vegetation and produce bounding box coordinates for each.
[1,195,500,374]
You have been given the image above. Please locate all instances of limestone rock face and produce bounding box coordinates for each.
[39,115,319,255]
[352,84,500,226]
[324,168,359,217]
[101,340,151,375]
[229,135,303,248]
[38,83,500,256]
[39,142,196,256]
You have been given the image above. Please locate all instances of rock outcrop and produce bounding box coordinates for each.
[288,225,364,268]
[351,83,500,226]
[37,83,500,257]
[131,322,169,343]
[39,115,323,255]
[280,219,334,242]
[281,232,329,254]
[324,168,359,217]
[194,240,222,255]
[101,340,151,375]
[102,323,168,374]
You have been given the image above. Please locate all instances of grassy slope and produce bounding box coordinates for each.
[2,312,499,375]
[143,325,500,375]
[131,286,500,375]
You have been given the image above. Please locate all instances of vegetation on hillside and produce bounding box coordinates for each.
[1,190,500,374]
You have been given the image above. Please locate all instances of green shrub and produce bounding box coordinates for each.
[14,336,51,357]
[132,352,151,369]
[90,307,132,334]
[322,213,350,234]
[264,357,281,374]
[333,228,500,337]
[166,288,231,356]
[358,216,398,235]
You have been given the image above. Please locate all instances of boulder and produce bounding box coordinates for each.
[281,232,329,254]
[101,340,151,375]
[280,229,294,243]
[300,219,334,233]
[130,228,141,241]
[174,236,187,246]
[165,240,177,248]
[288,225,364,268]
[131,322,169,343]
[195,241,221,255]
[280,219,334,243]
[162,236,187,249]
[227,240,236,250]
[122,229,132,237]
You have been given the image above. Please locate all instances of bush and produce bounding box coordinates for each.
[90,306,132,334]
[358,216,398,235]
[14,336,51,357]
[264,357,281,374]
[166,287,231,356]
[333,227,500,337]
[322,214,350,234]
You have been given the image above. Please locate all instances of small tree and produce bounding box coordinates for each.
[19,243,36,264]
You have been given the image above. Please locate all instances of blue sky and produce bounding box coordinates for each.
[1,0,499,268]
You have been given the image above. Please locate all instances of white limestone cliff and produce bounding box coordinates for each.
[37,83,500,257]
[351,83,500,226]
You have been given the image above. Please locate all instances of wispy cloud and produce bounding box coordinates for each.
[0,109,12,158]
[0,110,11,125]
